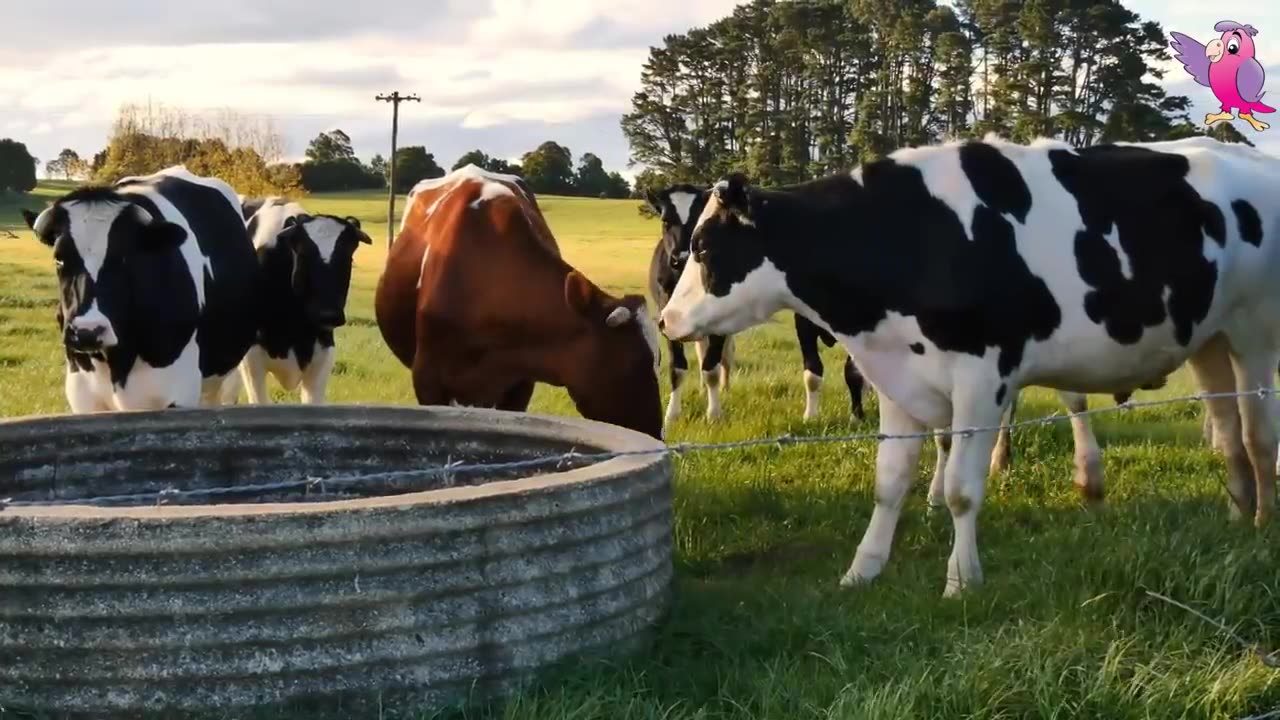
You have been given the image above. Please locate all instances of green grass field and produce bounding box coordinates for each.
[2,183,1278,719]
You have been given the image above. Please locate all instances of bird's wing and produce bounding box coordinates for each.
[1237,57,1268,103]
[1169,32,1213,88]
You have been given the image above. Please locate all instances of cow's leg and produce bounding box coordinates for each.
[696,335,727,421]
[942,382,1006,598]
[497,380,537,412]
[988,390,1016,474]
[928,432,950,511]
[720,335,735,392]
[218,370,243,406]
[1060,391,1103,504]
[300,346,336,405]
[65,370,102,414]
[664,339,689,428]
[795,314,825,421]
[1229,346,1279,527]
[841,391,925,587]
[844,356,866,420]
[240,346,271,405]
[1189,334,1257,522]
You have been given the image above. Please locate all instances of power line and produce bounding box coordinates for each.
[375,91,421,248]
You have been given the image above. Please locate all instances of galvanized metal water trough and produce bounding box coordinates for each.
[0,405,673,718]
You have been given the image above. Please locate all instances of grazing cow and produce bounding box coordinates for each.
[21,166,259,412]
[647,184,866,426]
[237,197,371,404]
[659,135,1280,597]
[375,164,664,439]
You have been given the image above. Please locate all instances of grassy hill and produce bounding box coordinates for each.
[1,182,1277,719]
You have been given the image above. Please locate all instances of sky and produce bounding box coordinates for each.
[2,0,1279,180]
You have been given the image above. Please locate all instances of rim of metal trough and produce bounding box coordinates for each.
[0,403,670,519]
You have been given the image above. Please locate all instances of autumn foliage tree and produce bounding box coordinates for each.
[92,102,301,197]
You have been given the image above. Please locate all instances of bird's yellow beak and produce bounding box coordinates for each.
[1206,38,1225,63]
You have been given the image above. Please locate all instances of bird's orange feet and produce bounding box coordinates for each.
[1206,111,1235,125]
[1241,114,1270,132]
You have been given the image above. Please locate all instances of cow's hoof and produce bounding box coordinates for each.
[841,553,886,588]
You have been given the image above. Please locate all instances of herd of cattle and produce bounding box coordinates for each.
[14,133,1280,596]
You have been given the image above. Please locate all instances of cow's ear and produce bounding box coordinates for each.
[277,216,303,248]
[565,270,604,317]
[645,190,664,217]
[605,305,633,328]
[21,209,55,247]
[139,220,188,252]
[715,173,752,217]
[345,216,362,230]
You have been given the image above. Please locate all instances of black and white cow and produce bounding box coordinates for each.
[646,184,866,427]
[649,183,1110,500]
[237,197,370,404]
[22,166,259,412]
[658,135,1280,597]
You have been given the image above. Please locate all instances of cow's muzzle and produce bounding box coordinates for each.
[658,309,703,343]
[64,326,108,352]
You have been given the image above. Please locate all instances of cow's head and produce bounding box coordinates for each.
[23,190,188,354]
[276,214,371,331]
[658,173,784,342]
[646,184,709,279]
[564,270,664,440]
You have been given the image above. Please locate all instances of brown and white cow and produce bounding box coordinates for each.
[374,165,664,439]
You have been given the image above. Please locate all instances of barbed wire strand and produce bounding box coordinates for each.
[2,387,1277,510]
[1144,591,1280,670]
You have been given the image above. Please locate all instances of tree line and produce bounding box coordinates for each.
[622,0,1256,195]
[296,133,632,199]
[2,101,634,200]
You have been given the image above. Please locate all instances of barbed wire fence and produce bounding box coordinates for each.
[3,387,1279,510]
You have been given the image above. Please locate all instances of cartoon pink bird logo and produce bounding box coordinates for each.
[1170,21,1273,131]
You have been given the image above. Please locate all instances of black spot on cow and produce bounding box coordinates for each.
[958,141,1032,223]
[996,384,1007,406]
[909,342,925,355]
[691,142,1062,381]
[127,175,260,380]
[1232,200,1264,246]
[1049,145,1221,347]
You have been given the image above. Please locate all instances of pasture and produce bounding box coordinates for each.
[1,183,1278,719]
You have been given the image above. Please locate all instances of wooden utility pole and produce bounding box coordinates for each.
[375,91,421,248]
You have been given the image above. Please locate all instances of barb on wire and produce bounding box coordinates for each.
[4,387,1278,510]
[1145,590,1280,670]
